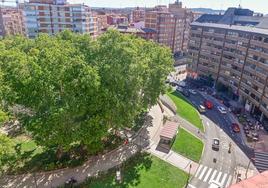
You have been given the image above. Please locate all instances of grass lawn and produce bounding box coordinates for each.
[167,91,204,132]
[80,153,189,188]
[172,128,204,162]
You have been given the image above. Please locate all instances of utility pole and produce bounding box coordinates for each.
[245,140,257,178]
[186,164,192,187]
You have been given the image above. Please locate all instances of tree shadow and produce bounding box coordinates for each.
[78,152,153,188]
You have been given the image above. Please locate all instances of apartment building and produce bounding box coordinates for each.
[132,7,145,23]
[0,7,26,37]
[107,14,128,25]
[188,8,268,124]
[112,25,156,41]
[21,0,97,38]
[145,0,194,53]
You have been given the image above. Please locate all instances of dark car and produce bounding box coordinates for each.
[65,177,77,187]
[232,123,240,133]
[212,138,220,151]
[182,90,190,97]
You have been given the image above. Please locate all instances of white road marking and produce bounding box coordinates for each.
[187,184,197,188]
[203,168,212,182]
[215,171,223,182]
[198,166,208,180]
[225,175,233,187]
[220,173,228,185]
[194,165,203,177]
[209,170,218,183]
[206,122,210,126]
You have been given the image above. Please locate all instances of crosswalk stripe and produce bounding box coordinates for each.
[194,165,203,177]
[225,175,232,187]
[209,170,218,183]
[203,168,212,182]
[215,171,222,182]
[198,166,208,180]
[220,173,227,185]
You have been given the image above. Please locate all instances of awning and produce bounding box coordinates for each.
[160,121,179,140]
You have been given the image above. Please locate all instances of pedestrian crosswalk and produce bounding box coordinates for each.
[194,165,233,188]
[254,151,268,172]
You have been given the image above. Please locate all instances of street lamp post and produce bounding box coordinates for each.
[186,164,192,187]
[245,140,257,178]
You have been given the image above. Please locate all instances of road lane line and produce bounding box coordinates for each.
[215,171,222,182]
[225,175,232,187]
[209,170,218,183]
[198,166,208,180]
[220,173,228,186]
[203,168,212,182]
[194,165,203,177]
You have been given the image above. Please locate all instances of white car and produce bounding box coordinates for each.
[189,89,197,95]
[217,106,227,114]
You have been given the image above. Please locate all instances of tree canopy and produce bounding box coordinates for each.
[0,30,173,153]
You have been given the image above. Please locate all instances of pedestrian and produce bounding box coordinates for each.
[197,129,200,134]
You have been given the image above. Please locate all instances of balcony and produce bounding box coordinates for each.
[218,77,229,86]
[191,29,202,35]
[250,39,268,49]
[237,45,247,52]
[203,31,225,39]
[239,89,249,99]
[240,81,252,91]
[190,37,201,42]
[231,69,242,77]
[260,105,268,118]
[223,50,237,57]
[248,48,261,57]
[226,35,249,43]
[224,42,237,49]
[248,96,260,107]
[188,48,199,55]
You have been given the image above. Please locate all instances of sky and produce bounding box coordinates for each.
[66,0,268,14]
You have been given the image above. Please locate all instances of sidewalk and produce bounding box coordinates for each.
[0,143,140,188]
[147,143,199,175]
[0,105,164,188]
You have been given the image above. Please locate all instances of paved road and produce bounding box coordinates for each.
[185,91,256,188]
[188,92,253,159]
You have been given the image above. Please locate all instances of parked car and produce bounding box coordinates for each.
[182,90,190,97]
[65,177,77,186]
[189,89,197,95]
[232,123,240,133]
[204,100,214,109]
[198,105,206,113]
[212,138,220,151]
[217,106,227,114]
[176,86,183,92]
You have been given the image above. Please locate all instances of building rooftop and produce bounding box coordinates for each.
[160,121,178,140]
[196,7,268,29]
[191,22,268,36]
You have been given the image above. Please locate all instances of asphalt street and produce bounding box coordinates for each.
[186,91,255,188]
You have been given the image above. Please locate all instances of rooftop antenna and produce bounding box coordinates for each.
[239,0,242,8]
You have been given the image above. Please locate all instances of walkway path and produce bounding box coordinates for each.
[0,105,162,188]
[0,103,201,188]
[148,143,199,175]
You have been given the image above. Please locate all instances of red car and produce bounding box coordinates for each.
[204,100,214,109]
[232,123,240,133]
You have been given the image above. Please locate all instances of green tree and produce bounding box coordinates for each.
[0,133,15,172]
[0,30,173,155]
